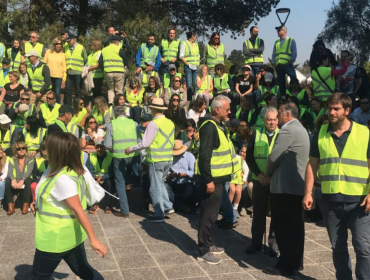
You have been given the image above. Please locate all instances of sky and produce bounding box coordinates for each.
[182,0,336,65]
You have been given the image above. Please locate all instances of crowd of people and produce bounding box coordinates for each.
[0,24,369,279]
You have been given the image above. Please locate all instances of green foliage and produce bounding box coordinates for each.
[227,50,244,67]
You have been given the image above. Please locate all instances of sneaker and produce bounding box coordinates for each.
[197,252,221,265]
[245,245,262,254]
[239,208,247,216]
[217,219,239,229]
[146,216,165,223]
[165,208,175,215]
[210,245,225,255]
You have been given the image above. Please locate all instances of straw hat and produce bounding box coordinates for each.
[149,98,168,110]
[173,140,188,156]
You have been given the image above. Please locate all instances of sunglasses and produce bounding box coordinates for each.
[16,147,27,151]
[173,99,179,102]
[174,80,181,82]
[21,98,30,101]
[89,121,97,124]
[243,69,250,72]
[54,43,62,45]
[47,97,55,100]
[130,81,138,84]
[214,37,220,39]
[79,102,84,105]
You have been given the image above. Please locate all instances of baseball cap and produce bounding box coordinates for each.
[25,50,39,58]
[0,114,11,124]
[264,73,274,82]
[1,58,10,65]
[168,64,176,70]
[140,114,153,122]
[59,105,76,115]
[66,33,77,42]
[226,119,240,128]
[145,61,155,67]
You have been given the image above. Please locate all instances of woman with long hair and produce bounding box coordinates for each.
[70,97,88,127]
[5,141,34,215]
[109,94,129,121]
[43,37,66,103]
[213,64,232,97]
[87,39,103,101]
[91,96,109,126]
[144,76,161,99]
[18,62,29,89]
[186,97,206,125]
[23,116,46,157]
[164,76,187,108]
[126,77,144,123]
[205,32,225,75]
[0,145,8,211]
[31,132,106,279]
[264,93,278,108]
[81,116,104,154]
[196,64,213,108]
[0,70,24,112]
[165,93,186,128]
[7,39,23,70]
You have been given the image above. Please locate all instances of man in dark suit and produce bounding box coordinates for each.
[263,102,310,276]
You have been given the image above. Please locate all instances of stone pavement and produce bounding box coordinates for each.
[0,190,354,280]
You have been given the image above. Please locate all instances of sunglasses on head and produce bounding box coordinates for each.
[16,147,27,151]
[21,98,30,101]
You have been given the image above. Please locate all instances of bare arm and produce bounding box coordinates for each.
[360,159,370,213]
[302,156,319,210]
[65,195,107,257]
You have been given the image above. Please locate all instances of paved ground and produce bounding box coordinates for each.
[0,190,354,280]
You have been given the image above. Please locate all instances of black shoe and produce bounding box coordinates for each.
[295,265,304,271]
[217,219,239,229]
[245,245,262,254]
[263,266,294,276]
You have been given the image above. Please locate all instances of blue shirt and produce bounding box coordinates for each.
[168,151,195,185]
[136,44,162,72]
[271,37,297,64]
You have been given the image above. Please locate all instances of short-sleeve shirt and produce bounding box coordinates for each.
[4,83,24,102]
[236,75,255,93]
[310,121,370,202]
[81,128,104,143]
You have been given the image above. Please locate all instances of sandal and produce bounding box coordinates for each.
[88,205,99,214]
[104,207,112,214]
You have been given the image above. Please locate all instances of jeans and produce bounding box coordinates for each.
[322,200,370,280]
[113,156,139,214]
[32,242,103,280]
[0,179,5,200]
[51,77,62,103]
[148,161,173,218]
[276,63,298,96]
[223,182,238,223]
[184,65,198,101]
[65,74,82,105]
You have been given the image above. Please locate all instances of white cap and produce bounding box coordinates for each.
[25,50,39,58]
[0,114,11,124]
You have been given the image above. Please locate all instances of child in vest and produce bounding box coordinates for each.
[30,143,47,203]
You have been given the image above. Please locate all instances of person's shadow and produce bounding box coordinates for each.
[14,264,70,280]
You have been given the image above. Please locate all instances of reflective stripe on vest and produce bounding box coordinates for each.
[213,74,230,93]
[146,117,175,163]
[161,39,180,61]
[112,117,138,158]
[27,64,51,91]
[55,119,68,132]
[183,40,200,66]
[163,73,181,89]
[126,88,145,107]
[0,70,10,87]
[259,85,279,96]
[23,127,46,151]
[140,43,159,68]
[102,44,125,73]
[7,49,21,70]
[70,108,87,125]
[9,157,33,178]
[92,106,109,125]
[40,103,61,126]
[35,157,47,174]
[197,75,212,93]
[35,168,87,253]
[25,42,44,61]
[0,125,15,149]
[311,67,335,101]
[65,44,84,71]
[206,43,225,68]
[244,38,263,64]
[274,37,293,65]
[252,127,279,180]
[318,122,370,196]
[88,50,103,78]
[89,152,113,175]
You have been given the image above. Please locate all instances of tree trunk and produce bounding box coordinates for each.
[78,0,89,35]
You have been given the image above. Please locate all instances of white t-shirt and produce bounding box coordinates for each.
[186,109,206,125]
[81,128,104,141]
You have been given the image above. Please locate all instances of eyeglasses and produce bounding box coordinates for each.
[174,80,181,82]
[16,147,27,151]
[218,107,231,112]
[54,43,62,45]
[172,99,179,102]
[47,97,55,100]
[89,121,97,124]
[21,98,30,101]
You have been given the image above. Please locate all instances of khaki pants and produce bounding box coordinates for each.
[30,91,48,112]
[105,73,124,104]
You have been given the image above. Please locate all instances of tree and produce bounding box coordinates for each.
[227,50,244,67]
[319,0,370,64]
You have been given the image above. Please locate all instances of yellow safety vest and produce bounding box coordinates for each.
[140,43,159,68]
[108,105,130,121]
[7,48,22,70]
[318,122,370,196]
[40,103,61,126]
[112,117,138,159]
[161,39,180,61]
[89,152,113,175]
[91,106,109,125]
[197,75,212,94]
[146,116,175,163]
[0,70,10,87]
[70,108,87,126]
[24,42,44,61]
[213,74,230,93]
[244,38,264,64]
[101,44,125,73]
[309,108,327,123]
[65,44,84,71]
[23,127,46,151]
[206,43,225,68]
[274,37,293,65]
[311,67,335,101]
[35,157,47,174]
[126,88,145,107]
[163,73,181,89]
[141,71,159,88]
[0,125,15,150]
[252,127,279,180]
[27,64,51,92]
[35,168,87,253]
[183,40,200,66]
[87,50,103,78]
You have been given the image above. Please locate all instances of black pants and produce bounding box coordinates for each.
[169,182,194,210]
[140,169,151,205]
[5,177,32,204]
[92,77,103,99]
[198,182,224,256]
[32,242,103,280]
[98,179,112,209]
[270,193,304,272]
[130,106,142,124]
[251,179,276,249]
[65,74,82,105]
